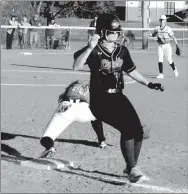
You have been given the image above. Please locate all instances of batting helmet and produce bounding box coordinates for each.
[96,13,122,36]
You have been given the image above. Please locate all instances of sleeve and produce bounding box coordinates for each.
[73,46,93,65]
[168,27,174,37]
[122,47,136,73]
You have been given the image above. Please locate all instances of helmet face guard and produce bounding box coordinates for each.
[102,29,125,43]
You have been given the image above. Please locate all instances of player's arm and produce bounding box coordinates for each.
[128,69,149,86]
[128,70,164,91]
[73,34,100,70]
[73,47,93,70]
[168,27,178,45]
[171,34,178,46]
[123,48,164,91]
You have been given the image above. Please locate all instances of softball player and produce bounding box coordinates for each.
[39,80,106,158]
[149,15,179,79]
[73,13,164,183]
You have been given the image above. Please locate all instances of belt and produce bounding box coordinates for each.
[69,99,80,103]
[158,42,169,45]
[107,88,121,93]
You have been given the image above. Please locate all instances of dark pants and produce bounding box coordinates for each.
[6,31,14,49]
[46,35,55,49]
[90,92,143,140]
[30,31,38,49]
[18,32,24,49]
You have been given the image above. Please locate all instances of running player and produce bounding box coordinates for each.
[39,80,150,158]
[149,14,179,79]
[73,13,164,183]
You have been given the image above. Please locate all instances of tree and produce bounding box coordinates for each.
[52,1,116,18]
[1,1,116,24]
[1,0,44,23]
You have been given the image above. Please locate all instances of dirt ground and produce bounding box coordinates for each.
[1,47,188,193]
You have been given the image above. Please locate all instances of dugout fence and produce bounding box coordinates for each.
[1,25,188,50]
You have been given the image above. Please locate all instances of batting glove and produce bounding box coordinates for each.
[148,82,164,92]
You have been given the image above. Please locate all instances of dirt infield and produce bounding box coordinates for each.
[1,48,188,193]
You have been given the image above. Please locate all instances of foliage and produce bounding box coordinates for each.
[1,1,116,23]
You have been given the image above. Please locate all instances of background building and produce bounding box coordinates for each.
[115,1,187,22]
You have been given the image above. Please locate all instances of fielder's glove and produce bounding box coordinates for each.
[148,82,164,92]
[175,45,181,56]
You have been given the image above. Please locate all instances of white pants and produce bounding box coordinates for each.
[158,43,173,64]
[42,101,96,141]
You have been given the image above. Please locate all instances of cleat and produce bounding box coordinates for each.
[99,141,107,149]
[39,147,56,158]
[174,67,179,77]
[128,166,149,183]
[123,167,129,174]
[156,73,164,79]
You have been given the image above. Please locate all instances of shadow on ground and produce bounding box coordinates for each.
[1,132,113,148]
[10,64,89,73]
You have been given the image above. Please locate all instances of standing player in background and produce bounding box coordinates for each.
[73,13,164,183]
[148,15,179,79]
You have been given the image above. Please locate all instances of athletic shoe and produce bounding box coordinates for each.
[99,141,107,149]
[128,166,150,183]
[156,73,164,79]
[39,147,56,158]
[123,167,130,174]
[174,67,179,77]
[123,165,139,174]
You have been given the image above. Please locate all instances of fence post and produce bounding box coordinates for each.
[68,28,71,50]
[182,30,184,48]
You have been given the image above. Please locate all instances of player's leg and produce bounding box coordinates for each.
[45,35,49,49]
[164,43,178,77]
[50,36,55,49]
[72,102,107,148]
[157,45,164,79]
[33,32,38,48]
[91,120,107,148]
[91,93,148,183]
[6,32,12,49]
[74,102,96,122]
[29,32,33,49]
[40,101,76,157]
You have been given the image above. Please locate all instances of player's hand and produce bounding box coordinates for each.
[148,82,164,92]
[56,101,72,113]
[88,34,100,49]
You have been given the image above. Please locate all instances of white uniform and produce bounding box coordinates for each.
[42,100,96,141]
[153,25,174,64]
[41,81,97,142]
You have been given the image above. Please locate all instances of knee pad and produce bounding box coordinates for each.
[40,136,54,149]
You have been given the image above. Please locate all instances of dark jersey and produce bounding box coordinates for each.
[74,42,136,93]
